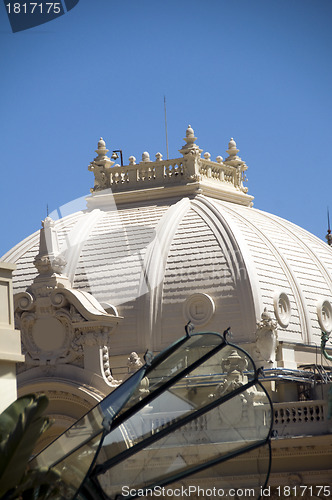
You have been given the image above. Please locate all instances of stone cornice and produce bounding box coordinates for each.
[271,434,332,453]
[86,180,254,209]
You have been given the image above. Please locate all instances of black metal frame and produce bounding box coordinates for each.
[82,330,273,499]
[30,328,273,500]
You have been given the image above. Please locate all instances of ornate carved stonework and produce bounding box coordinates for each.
[33,217,66,275]
[14,217,123,389]
[127,352,143,374]
[207,349,268,435]
[88,137,114,192]
[15,288,120,368]
[35,389,93,411]
[255,308,278,366]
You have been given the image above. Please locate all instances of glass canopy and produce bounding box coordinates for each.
[30,329,273,499]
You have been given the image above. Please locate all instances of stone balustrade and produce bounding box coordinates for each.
[144,399,330,442]
[90,156,248,194]
[198,158,247,191]
[88,128,253,206]
[108,158,185,188]
[273,400,330,437]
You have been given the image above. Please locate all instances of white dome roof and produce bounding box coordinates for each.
[3,130,332,359]
[3,193,332,354]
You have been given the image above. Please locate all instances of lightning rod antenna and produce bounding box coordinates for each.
[326,207,332,246]
[164,96,169,160]
[328,207,331,232]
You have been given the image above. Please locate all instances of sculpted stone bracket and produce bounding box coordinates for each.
[14,214,123,388]
[15,285,122,386]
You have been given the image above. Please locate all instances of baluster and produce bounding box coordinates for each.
[309,406,314,421]
[297,406,302,422]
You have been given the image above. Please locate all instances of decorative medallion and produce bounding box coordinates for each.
[183,293,215,326]
[317,299,332,333]
[273,291,291,328]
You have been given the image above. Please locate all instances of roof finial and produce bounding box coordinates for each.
[95,137,109,160]
[226,138,240,159]
[34,217,66,275]
[179,125,202,156]
[186,125,194,136]
[89,137,114,192]
[224,137,247,170]
[326,207,332,246]
[141,151,151,162]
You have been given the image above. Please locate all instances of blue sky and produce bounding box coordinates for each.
[1,0,332,257]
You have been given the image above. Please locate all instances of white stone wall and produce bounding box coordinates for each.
[0,262,24,413]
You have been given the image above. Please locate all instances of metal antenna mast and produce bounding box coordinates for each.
[164,96,169,160]
[328,207,331,232]
[327,207,332,246]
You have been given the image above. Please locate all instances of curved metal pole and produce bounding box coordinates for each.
[321,331,332,361]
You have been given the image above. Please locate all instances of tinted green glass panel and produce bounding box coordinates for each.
[97,345,257,469]
[28,332,272,500]
[94,380,271,498]
[137,442,271,500]
[113,333,226,420]
[50,433,103,497]
[31,334,224,472]
[31,368,145,470]
[183,442,271,497]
